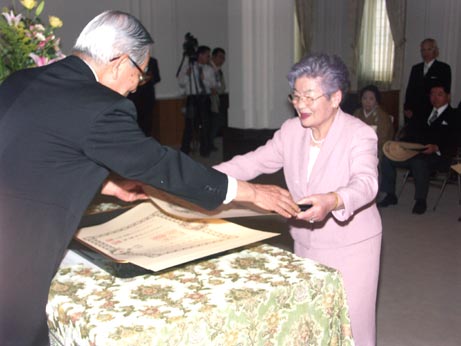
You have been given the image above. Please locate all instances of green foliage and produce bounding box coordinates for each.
[0,0,64,82]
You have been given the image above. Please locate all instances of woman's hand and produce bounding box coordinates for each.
[296,192,341,223]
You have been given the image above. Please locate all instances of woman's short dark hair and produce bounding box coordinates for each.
[287,53,350,100]
[360,85,381,104]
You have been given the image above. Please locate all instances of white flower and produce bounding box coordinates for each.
[2,10,22,26]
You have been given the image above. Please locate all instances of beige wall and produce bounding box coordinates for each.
[3,0,460,127]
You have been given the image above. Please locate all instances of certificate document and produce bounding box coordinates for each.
[75,201,279,272]
[144,185,272,219]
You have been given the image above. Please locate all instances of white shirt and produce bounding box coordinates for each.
[423,59,435,75]
[428,104,448,125]
[177,59,217,95]
[307,146,321,182]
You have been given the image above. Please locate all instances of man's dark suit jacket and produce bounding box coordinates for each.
[402,105,458,160]
[404,59,451,121]
[0,56,228,344]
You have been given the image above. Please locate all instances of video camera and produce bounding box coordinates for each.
[183,32,198,62]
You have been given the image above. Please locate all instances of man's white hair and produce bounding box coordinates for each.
[73,10,153,65]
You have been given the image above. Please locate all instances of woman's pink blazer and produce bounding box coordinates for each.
[214,109,382,249]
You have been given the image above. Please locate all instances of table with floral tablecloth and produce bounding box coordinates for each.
[48,243,354,346]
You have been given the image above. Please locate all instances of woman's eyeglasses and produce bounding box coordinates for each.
[288,93,325,105]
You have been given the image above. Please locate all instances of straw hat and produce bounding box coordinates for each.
[383,141,426,161]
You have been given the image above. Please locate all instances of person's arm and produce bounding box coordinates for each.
[444,63,452,92]
[101,176,148,202]
[214,123,299,217]
[425,108,458,157]
[377,108,394,148]
[297,124,378,222]
[87,98,298,216]
[404,65,419,117]
[214,127,286,180]
[101,174,299,218]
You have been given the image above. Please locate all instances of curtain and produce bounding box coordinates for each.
[385,0,406,90]
[357,0,395,90]
[294,0,314,59]
[349,0,366,91]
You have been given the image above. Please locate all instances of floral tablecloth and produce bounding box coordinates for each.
[48,244,354,346]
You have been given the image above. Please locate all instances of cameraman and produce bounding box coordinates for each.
[177,45,217,157]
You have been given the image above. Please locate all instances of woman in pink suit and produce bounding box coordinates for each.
[214,53,381,346]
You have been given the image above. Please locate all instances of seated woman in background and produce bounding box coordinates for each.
[354,84,394,158]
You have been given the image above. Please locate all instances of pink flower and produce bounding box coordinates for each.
[1,1,66,81]
[2,10,22,26]
[29,53,51,66]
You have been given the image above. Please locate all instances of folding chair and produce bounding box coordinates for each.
[398,150,461,211]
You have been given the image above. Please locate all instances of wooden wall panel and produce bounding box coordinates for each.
[151,98,186,147]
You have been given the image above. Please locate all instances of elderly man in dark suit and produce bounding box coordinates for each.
[379,82,458,214]
[0,11,299,346]
[404,38,451,124]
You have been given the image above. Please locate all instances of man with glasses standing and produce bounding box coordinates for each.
[0,11,299,346]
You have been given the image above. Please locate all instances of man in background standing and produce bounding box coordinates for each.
[404,38,451,124]
[209,47,228,151]
[177,45,216,157]
[128,56,161,136]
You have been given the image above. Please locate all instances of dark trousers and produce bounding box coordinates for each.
[380,154,451,200]
[0,198,76,346]
[209,94,228,149]
[209,111,226,147]
[181,95,211,156]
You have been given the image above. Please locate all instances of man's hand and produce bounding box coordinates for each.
[422,144,439,155]
[234,181,299,218]
[404,109,413,119]
[101,178,148,202]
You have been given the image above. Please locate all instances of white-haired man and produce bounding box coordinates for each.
[0,11,299,345]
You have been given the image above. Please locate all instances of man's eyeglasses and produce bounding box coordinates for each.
[127,56,150,84]
[110,56,150,84]
[288,93,325,105]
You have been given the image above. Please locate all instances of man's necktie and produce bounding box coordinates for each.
[427,109,438,126]
[218,70,225,91]
[423,64,429,76]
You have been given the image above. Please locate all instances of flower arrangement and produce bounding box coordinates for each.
[0,0,65,82]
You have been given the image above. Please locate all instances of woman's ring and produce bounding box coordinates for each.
[309,219,315,224]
